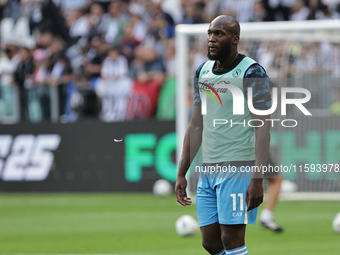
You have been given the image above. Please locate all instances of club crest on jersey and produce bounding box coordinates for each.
[232,69,241,77]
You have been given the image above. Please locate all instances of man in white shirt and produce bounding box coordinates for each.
[95,47,132,122]
[0,43,21,86]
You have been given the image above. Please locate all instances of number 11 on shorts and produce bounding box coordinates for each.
[230,193,244,211]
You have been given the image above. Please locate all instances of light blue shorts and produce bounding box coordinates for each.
[196,162,258,227]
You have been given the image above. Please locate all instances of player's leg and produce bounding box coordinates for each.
[260,155,284,232]
[264,176,282,212]
[196,176,224,254]
[220,224,247,252]
[260,176,283,232]
[201,223,225,254]
[215,169,257,255]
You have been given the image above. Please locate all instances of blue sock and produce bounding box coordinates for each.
[225,245,248,255]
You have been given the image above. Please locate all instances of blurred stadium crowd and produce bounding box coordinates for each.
[0,0,340,123]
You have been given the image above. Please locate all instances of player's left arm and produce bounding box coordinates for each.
[243,64,271,211]
[246,112,270,211]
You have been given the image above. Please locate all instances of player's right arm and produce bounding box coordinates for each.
[175,63,205,206]
[175,104,203,206]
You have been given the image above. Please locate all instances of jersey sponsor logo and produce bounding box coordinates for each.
[198,81,223,106]
[202,70,209,74]
[0,134,61,181]
[232,69,241,77]
[198,80,231,106]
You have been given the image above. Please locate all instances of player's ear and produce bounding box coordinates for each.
[233,35,239,44]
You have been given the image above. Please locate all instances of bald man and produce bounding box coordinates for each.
[175,15,271,255]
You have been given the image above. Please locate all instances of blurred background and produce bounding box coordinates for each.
[0,0,340,254]
[1,0,340,125]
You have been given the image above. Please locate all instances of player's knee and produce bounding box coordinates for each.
[220,235,232,250]
[221,233,243,250]
[202,239,224,254]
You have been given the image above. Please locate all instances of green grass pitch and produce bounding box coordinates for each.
[0,193,339,255]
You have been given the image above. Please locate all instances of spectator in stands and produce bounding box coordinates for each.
[317,42,335,75]
[28,48,52,121]
[131,45,165,119]
[165,39,176,78]
[48,33,65,55]
[84,36,108,82]
[252,0,267,22]
[0,42,21,86]
[220,0,238,20]
[146,0,175,38]
[36,31,53,48]
[257,41,286,78]
[15,46,34,88]
[33,32,65,86]
[262,0,293,21]
[290,0,310,20]
[22,0,70,43]
[43,0,71,43]
[0,41,20,120]
[143,27,166,62]
[95,46,132,122]
[316,3,340,20]
[60,0,92,18]
[129,10,147,43]
[100,1,129,47]
[32,48,49,85]
[189,41,207,77]
[88,2,105,38]
[294,42,319,74]
[142,1,173,60]
[94,0,111,13]
[202,0,221,23]
[68,8,91,48]
[130,0,152,23]
[0,1,4,21]
[2,0,21,24]
[2,0,340,124]
[21,0,43,33]
[181,0,204,24]
[305,0,322,20]
[59,60,78,123]
[47,55,65,86]
[330,42,340,78]
[119,23,141,64]
[221,0,257,23]
[14,46,35,121]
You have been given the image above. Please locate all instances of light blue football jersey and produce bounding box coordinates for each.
[197,57,257,163]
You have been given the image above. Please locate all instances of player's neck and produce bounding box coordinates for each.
[216,51,238,70]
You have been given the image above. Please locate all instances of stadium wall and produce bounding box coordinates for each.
[0,120,176,192]
[0,117,339,192]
